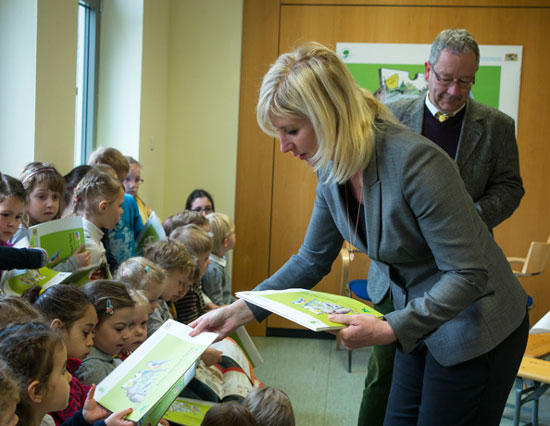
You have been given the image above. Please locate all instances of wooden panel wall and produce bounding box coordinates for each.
[234,0,550,335]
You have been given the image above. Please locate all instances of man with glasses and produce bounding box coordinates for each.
[359,28,524,426]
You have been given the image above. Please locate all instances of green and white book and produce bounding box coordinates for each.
[136,211,166,255]
[29,216,85,269]
[237,288,383,332]
[163,397,216,426]
[0,267,71,296]
[94,319,217,425]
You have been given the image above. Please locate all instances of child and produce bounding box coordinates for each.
[142,239,196,336]
[185,189,215,216]
[200,401,259,426]
[0,173,27,279]
[114,256,166,316]
[120,290,149,358]
[123,157,151,225]
[0,359,19,426]
[162,210,210,236]
[243,387,296,426]
[14,162,91,273]
[0,295,40,325]
[170,224,215,324]
[62,166,92,218]
[88,148,143,267]
[0,321,134,426]
[23,285,97,425]
[76,280,135,387]
[203,212,237,306]
[72,169,125,280]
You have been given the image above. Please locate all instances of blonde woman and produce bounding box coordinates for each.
[191,43,528,426]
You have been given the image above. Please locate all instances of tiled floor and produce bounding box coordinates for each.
[251,335,550,426]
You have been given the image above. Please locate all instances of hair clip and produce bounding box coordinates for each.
[39,288,46,295]
[105,298,114,315]
[122,268,129,277]
[144,266,150,273]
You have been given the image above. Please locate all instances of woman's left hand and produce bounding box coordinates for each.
[329,314,397,350]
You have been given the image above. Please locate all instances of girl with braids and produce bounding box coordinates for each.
[75,280,135,387]
[72,169,125,280]
[12,162,92,275]
[0,321,135,426]
[23,285,98,425]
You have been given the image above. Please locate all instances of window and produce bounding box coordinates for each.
[74,0,100,165]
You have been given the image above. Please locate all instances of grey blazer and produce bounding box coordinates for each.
[251,122,526,366]
[387,96,524,231]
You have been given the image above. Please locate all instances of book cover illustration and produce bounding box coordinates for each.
[94,320,216,423]
[237,289,383,331]
[163,397,215,426]
[29,216,85,268]
[136,211,166,255]
[1,267,71,296]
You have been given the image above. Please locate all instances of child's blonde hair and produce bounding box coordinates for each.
[115,257,166,293]
[88,147,130,177]
[0,296,41,327]
[0,360,18,422]
[170,224,213,255]
[243,387,296,426]
[0,322,65,425]
[72,168,123,217]
[162,210,209,236]
[18,162,65,225]
[206,212,235,254]
[82,280,135,323]
[125,156,142,168]
[142,238,195,274]
[128,289,150,310]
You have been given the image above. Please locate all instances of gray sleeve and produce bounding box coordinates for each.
[75,359,112,387]
[202,264,225,306]
[249,183,344,322]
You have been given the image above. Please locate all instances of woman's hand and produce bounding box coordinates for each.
[201,347,223,366]
[189,299,255,340]
[83,384,136,425]
[329,314,397,349]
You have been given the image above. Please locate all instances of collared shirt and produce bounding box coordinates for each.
[425,94,466,117]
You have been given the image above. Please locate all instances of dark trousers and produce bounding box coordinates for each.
[358,295,396,426]
[383,310,529,426]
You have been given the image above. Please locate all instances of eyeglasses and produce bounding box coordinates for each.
[431,67,475,88]
[124,177,144,185]
[192,206,213,214]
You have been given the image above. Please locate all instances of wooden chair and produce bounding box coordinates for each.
[336,247,371,372]
[507,235,550,278]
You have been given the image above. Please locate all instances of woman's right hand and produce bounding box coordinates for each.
[189,299,255,340]
[73,244,91,267]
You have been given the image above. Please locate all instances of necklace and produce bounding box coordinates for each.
[344,182,363,261]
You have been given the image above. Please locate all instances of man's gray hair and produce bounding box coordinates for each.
[429,29,480,69]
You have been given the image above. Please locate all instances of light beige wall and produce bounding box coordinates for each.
[0,0,76,177]
[164,0,243,220]
[96,0,143,158]
[139,0,170,218]
[34,0,78,174]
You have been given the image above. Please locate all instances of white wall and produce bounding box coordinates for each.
[0,0,37,176]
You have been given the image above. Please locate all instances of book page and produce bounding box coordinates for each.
[211,337,255,382]
[164,397,216,426]
[1,267,70,296]
[531,310,550,334]
[136,211,166,254]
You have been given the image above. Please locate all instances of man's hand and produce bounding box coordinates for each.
[328,314,396,350]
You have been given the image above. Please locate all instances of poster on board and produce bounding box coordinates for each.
[335,43,522,125]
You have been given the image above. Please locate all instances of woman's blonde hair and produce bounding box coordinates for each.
[72,168,123,217]
[206,212,234,254]
[257,42,396,184]
[115,257,166,293]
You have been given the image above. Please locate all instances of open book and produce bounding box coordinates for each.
[94,320,217,425]
[530,310,550,334]
[1,267,71,296]
[163,397,216,426]
[136,211,166,255]
[29,216,85,269]
[229,326,263,368]
[237,288,383,331]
